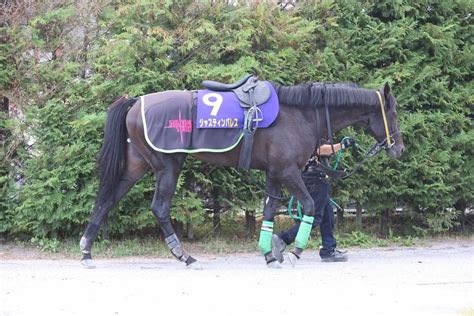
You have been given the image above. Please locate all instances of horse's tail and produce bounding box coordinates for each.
[96,96,138,203]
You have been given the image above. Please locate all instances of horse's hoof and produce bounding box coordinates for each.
[186,257,202,270]
[185,256,202,270]
[267,260,282,269]
[288,252,299,267]
[81,259,96,269]
[271,234,286,264]
[186,260,203,270]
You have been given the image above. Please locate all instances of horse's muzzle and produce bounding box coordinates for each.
[387,143,405,159]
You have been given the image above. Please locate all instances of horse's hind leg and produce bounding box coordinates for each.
[149,154,198,267]
[80,144,149,268]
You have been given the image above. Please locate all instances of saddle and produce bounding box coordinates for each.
[202,74,271,108]
[202,75,272,169]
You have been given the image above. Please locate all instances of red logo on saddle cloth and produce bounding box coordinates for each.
[165,111,192,144]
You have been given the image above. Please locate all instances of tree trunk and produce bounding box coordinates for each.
[186,220,194,240]
[454,199,467,232]
[1,96,8,113]
[80,25,89,79]
[102,218,110,240]
[379,209,392,237]
[336,207,344,230]
[212,188,221,237]
[172,220,183,240]
[245,210,256,237]
[355,204,363,230]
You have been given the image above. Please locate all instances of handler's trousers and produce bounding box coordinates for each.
[277,178,337,258]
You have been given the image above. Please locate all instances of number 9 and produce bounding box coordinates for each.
[202,93,223,116]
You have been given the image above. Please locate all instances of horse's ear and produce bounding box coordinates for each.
[383,82,391,97]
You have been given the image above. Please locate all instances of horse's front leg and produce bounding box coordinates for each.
[150,156,198,268]
[279,167,320,267]
[258,174,283,268]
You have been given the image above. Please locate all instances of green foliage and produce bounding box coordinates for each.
[338,231,376,248]
[1,0,472,239]
[425,210,460,233]
[327,0,472,232]
[0,113,14,233]
[31,237,60,253]
[308,229,419,248]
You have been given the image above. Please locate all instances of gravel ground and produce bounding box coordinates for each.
[1,241,473,316]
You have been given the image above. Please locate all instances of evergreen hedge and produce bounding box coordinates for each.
[1,0,472,239]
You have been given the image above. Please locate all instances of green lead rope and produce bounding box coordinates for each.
[333,147,343,170]
[287,196,303,220]
[330,198,342,210]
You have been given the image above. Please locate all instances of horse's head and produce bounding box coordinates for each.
[366,83,405,159]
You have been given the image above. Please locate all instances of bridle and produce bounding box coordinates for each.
[337,91,399,179]
[315,86,396,154]
[312,88,399,180]
[375,90,395,149]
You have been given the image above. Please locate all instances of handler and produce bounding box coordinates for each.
[272,137,356,263]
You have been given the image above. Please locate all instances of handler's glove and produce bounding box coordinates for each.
[341,137,357,150]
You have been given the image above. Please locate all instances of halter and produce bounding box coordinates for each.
[375,90,393,148]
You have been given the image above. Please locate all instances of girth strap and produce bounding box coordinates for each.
[238,78,264,169]
[238,129,255,169]
[239,107,261,169]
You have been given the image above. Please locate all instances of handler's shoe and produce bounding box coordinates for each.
[320,249,348,262]
[271,234,286,263]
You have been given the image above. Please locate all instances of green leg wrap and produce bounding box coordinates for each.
[295,215,314,249]
[258,220,274,255]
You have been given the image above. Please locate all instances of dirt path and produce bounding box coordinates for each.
[1,241,473,316]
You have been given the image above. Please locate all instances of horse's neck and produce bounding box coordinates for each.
[313,87,379,137]
[321,107,372,135]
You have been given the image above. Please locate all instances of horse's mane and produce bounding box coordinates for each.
[272,82,379,109]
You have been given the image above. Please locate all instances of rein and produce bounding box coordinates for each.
[338,138,390,180]
[324,89,396,180]
[338,92,398,179]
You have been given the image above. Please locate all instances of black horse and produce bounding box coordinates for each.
[80,80,404,268]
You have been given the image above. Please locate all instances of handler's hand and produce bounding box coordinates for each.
[341,137,356,150]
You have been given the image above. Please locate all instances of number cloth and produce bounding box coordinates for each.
[196,81,278,129]
[141,87,279,153]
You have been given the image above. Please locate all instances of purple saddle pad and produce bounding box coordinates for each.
[196,81,279,129]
